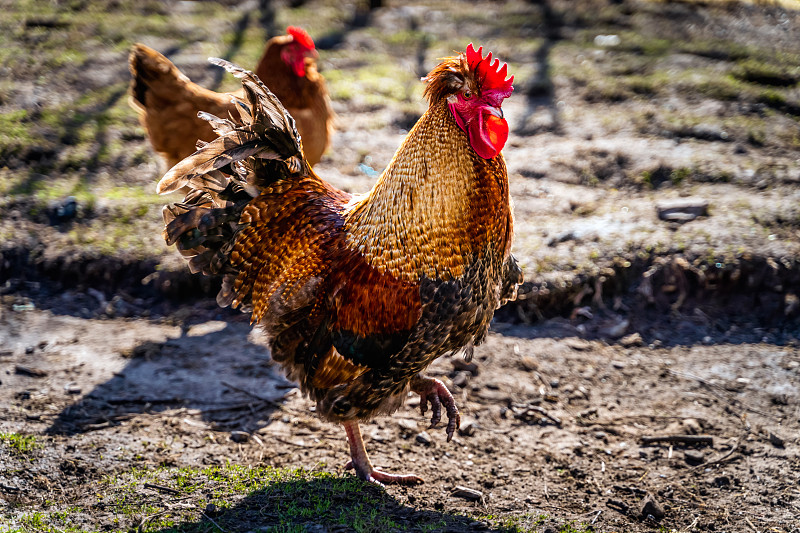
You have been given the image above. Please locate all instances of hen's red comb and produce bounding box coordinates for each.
[287,26,315,50]
[466,43,513,93]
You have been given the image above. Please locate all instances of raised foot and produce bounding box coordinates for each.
[344,460,424,486]
[410,375,461,442]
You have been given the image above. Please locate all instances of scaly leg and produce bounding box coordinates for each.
[410,374,461,442]
[343,420,423,485]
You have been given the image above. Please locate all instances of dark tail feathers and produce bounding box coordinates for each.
[157,59,308,308]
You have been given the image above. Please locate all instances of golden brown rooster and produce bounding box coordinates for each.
[129,26,333,169]
[157,44,522,485]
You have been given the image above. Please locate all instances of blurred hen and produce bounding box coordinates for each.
[129,27,333,169]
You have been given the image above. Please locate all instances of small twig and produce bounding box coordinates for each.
[200,402,262,414]
[612,485,647,495]
[138,510,169,533]
[0,482,22,493]
[221,381,285,409]
[692,433,746,470]
[681,516,699,533]
[106,397,183,405]
[744,517,758,532]
[201,510,227,532]
[641,435,713,446]
[14,365,48,377]
[144,483,180,495]
[527,405,562,426]
[590,509,602,524]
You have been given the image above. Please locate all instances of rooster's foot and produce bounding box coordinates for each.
[343,421,423,486]
[344,459,423,486]
[410,375,461,442]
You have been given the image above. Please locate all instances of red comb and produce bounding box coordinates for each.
[287,26,315,50]
[465,43,513,94]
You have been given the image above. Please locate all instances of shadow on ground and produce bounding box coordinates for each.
[147,476,506,533]
[44,320,292,436]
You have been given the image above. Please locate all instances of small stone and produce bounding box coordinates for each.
[451,371,469,389]
[712,475,731,487]
[451,485,484,501]
[459,418,478,437]
[519,356,539,371]
[768,432,785,448]
[602,319,630,339]
[230,431,250,443]
[565,338,592,351]
[682,418,703,435]
[25,346,35,355]
[452,358,479,375]
[656,198,709,223]
[771,393,789,406]
[415,431,432,445]
[639,493,665,520]
[620,332,643,347]
[398,419,418,434]
[611,360,626,369]
[684,449,705,465]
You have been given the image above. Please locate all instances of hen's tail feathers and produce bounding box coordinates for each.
[157,58,305,196]
[157,59,308,309]
[128,44,187,110]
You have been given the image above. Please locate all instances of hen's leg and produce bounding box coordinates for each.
[410,375,461,442]
[343,420,423,485]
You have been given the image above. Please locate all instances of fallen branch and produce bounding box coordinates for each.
[640,435,713,447]
[144,483,180,495]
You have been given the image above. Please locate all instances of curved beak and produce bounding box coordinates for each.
[487,106,504,119]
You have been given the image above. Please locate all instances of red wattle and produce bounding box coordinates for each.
[467,109,508,159]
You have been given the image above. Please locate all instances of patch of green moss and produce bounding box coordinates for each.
[0,432,40,455]
[733,58,800,87]
[679,39,753,61]
[0,109,36,157]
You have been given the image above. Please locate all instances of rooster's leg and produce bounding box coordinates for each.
[410,375,461,442]
[343,420,423,486]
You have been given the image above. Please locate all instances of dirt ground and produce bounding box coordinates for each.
[1,302,799,532]
[2,0,800,532]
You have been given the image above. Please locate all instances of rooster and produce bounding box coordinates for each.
[129,26,333,169]
[157,44,522,485]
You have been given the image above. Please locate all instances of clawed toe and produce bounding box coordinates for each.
[411,375,460,441]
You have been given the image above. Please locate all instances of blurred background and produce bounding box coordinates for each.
[1,0,799,332]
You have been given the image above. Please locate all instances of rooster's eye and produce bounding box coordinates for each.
[463,90,472,99]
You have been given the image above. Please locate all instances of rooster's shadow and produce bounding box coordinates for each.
[147,475,512,533]
[46,320,292,436]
